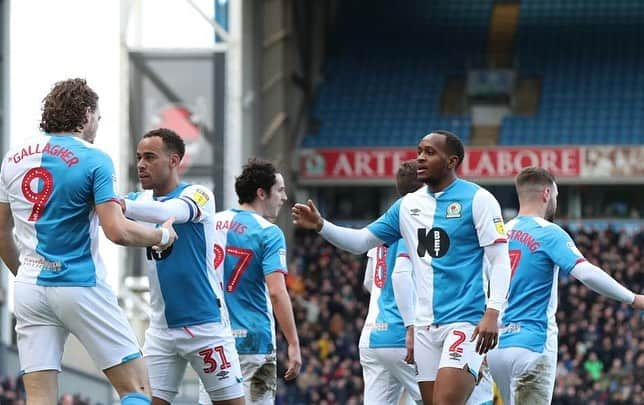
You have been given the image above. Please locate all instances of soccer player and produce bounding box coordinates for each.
[120,128,244,405]
[486,167,644,404]
[360,160,423,405]
[292,130,511,405]
[199,158,301,405]
[0,79,177,404]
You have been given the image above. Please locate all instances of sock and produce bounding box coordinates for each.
[121,392,151,405]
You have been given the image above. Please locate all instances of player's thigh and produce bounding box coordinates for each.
[359,348,404,405]
[143,327,187,403]
[466,360,494,405]
[434,323,483,405]
[182,323,244,401]
[378,348,422,402]
[239,354,277,405]
[51,281,142,372]
[13,282,68,374]
[486,348,514,404]
[414,326,443,383]
[511,349,556,405]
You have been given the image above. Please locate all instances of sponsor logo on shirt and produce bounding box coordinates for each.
[417,227,450,258]
[192,189,209,207]
[409,208,422,216]
[493,217,505,235]
[364,322,389,331]
[232,329,248,338]
[278,248,287,268]
[566,241,583,257]
[446,202,462,218]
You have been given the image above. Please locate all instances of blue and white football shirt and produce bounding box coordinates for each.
[367,179,507,326]
[0,134,118,286]
[212,209,288,355]
[359,240,410,349]
[499,216,585,353]
[126,183,224,329]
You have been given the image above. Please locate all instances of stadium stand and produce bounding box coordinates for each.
[500,0,644,145]
[278,227,643,405]
[302,0,496,148]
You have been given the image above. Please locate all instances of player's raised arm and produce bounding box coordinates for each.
[96,201,177,250]
[291,198,393,254]
[122,186,212,225]
[547,228,644,309]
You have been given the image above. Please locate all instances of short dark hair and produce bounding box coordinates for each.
[432,129,465,169]
[396,160,423,196]
[235,158,278,204]
[515,167,556,193]
[143,128,186,159]
[40,78,98,133]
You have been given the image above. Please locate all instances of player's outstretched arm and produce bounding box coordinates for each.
[266,272,302,381]
[96,201,177,249]
[122,198,193,224]
[570,261,642,308]
[0,203,19,275]
[292,199,383,254]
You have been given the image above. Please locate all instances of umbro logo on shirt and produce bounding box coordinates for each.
[409,208,421,216]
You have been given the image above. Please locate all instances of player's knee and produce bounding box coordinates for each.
[121,392,151,405]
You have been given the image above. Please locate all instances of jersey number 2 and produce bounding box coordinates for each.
[21,167,54,221]
[225,247,254,292]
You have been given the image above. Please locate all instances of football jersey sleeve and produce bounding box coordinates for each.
[472,188,507,247]
[261,225,287,276]
[543,226,586,277]
[92,151,119,204]
[395,239,409,258]
[367,198,403,245]
[0,160,8,203]
[363,248,377,292]
[179,184,216,222]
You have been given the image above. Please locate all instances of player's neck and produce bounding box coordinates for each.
[153,177,180,198]
[239,202,264,216]
[518,203,545,219]
[426,173,457,193]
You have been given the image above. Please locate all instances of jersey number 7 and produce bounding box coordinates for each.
[509,249,522,280]
[225,246,254,292]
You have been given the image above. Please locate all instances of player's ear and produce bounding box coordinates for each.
[169,153,181,168]
[447,155,459,170]
[542,187,551,203]
[256,187,267,200]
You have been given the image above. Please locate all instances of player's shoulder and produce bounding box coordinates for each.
[518,216,571,242]
[180,183,214,208]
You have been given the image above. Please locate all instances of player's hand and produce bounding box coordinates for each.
[284,344,302,381]
[633,294,644,310]
[404,326,414,364]
[471,308,499,354]
[291,199,324,232]
[153,217,178,251]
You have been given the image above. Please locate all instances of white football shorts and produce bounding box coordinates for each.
[415,322,484,383]
[13,279,141,374]
[487,346,556,405]
[144,322,243,403]
[360,347,421,404]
